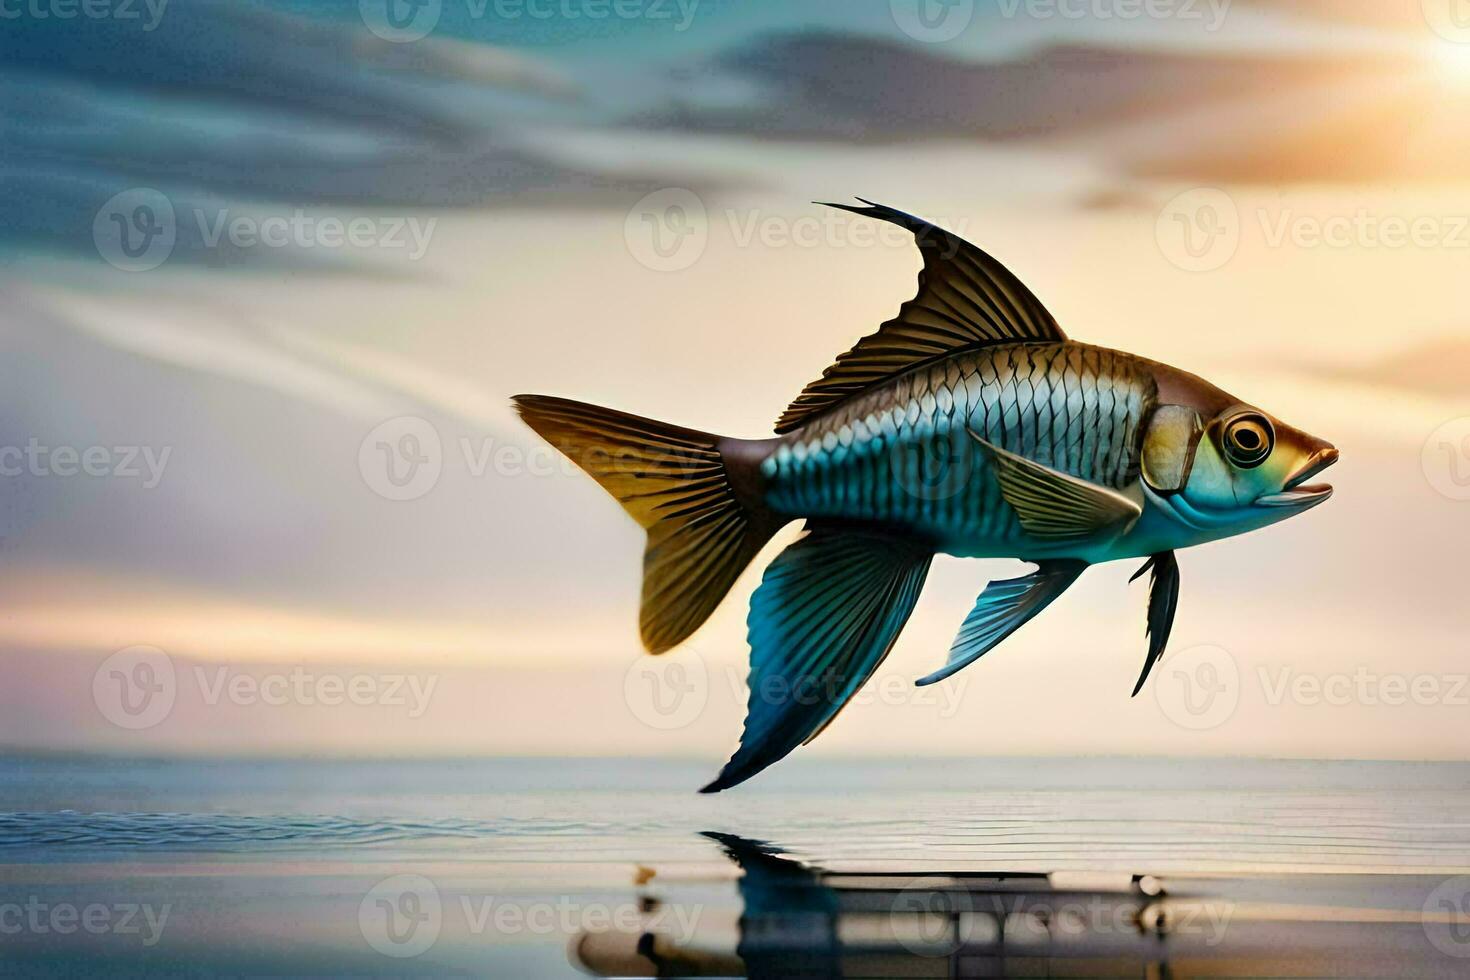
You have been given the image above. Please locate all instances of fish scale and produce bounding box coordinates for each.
[760,342,1156,555]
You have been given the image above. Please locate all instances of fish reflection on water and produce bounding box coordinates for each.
[572,833,1470,979]
[5,759,1470,976]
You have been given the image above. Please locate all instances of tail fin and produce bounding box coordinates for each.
[512,394,777,653]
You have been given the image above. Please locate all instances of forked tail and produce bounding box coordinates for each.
[512,394,777,653]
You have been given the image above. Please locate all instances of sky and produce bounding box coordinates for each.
[1,0,1468,763]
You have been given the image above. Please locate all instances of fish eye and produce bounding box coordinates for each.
[1221,413,1274,468]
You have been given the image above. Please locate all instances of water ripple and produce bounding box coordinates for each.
[0,812,514,850]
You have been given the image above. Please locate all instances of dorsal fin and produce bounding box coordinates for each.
[775,199,1066,434]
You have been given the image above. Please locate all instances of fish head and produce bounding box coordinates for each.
[1140,371,1338,535]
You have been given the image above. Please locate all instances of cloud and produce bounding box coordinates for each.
[632,30,1464,184]
[639,32,1393,138]
[1283,336,1470,399]
[0,283,640,623]
[1233,1,1434,31]
[0,0,696,265]
[22,288,403,420]
[0,0,556,140]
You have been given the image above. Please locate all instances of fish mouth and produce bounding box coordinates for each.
[1255,447,1339,508]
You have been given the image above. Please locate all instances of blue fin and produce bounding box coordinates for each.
[1129,551,1180,696]
[915,560,1085,687]
[700,526,932,793]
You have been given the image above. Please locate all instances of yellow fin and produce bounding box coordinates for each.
[514,394,777,653]
[968,431,1141,539]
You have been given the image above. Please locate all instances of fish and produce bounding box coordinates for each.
[514,200,1338,792]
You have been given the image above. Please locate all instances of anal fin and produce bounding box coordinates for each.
[916,560,1085,686]
[968,430,1141,540]
[701,525,932,793]
[1129,551,1180,696]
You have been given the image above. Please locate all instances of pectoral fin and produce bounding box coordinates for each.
[968,430,1142,539]
[1129,551,1180,696]
[701,524,933,793]
[916,560,1085,686]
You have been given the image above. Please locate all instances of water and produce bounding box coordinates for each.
[2,756,1469,977]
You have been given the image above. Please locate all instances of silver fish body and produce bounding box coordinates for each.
[759,341,1154,561]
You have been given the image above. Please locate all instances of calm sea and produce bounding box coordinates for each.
[2,755,1468,977]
